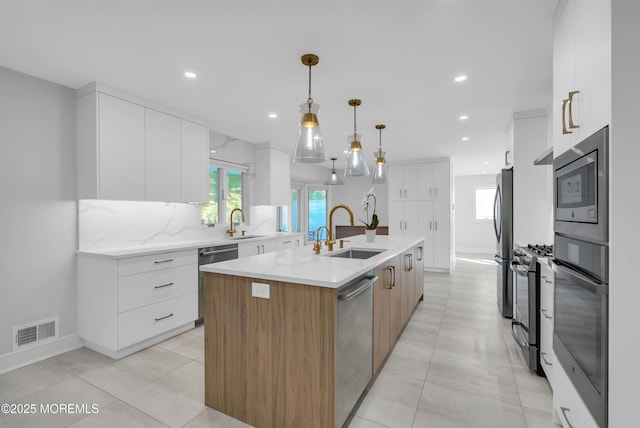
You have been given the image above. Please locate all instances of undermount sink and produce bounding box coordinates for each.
[326,248,385,259]
[229,235,264,240]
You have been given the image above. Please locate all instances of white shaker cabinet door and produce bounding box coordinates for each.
[98,94,146,200]
[145,109,181,202]
[433,200,451,270]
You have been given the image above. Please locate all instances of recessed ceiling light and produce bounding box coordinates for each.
[268,113,278,119]
[454,75,468,82]
[459,115,469,120]
[210,149,216,153]
[184,71,197,79]
[461,137,470,141]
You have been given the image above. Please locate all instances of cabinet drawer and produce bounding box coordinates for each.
[117,264,197,313]
[539,314,555,386]
[117,250,196,277]
[553,355,599,428]
[117,292,197,348]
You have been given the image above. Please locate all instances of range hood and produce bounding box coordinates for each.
[534,146,553,166]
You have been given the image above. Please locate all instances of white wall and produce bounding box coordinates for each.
[0,67,77,360]
[609,3,640,426]
[454,175,496,253]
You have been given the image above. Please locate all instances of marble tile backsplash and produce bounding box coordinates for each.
[78,200,280,251]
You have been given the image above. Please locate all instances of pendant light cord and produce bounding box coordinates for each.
[307,64,313,113]
[353,104,357,139]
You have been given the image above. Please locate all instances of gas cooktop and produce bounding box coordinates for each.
[526,244,553,257]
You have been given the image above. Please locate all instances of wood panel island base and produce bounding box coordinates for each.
[200,235,425,428]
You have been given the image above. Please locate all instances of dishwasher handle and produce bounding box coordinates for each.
[338,276,377,301]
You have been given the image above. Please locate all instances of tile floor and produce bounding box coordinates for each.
[0,254,557,428]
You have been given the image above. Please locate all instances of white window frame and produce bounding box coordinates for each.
[203,159,249,225]
[473,185,496,222]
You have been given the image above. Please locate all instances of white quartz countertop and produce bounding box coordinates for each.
[76,232,300,258]
[200,234,425,289]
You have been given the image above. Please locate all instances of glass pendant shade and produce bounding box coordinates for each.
[344,133,369,177]
[371,152,389,184]
[324,157,344,185]
[293,102,326,163]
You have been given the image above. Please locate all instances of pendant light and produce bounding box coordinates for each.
[371,124,390,184]
[293,54,327,163]
[324,157,344,185]
[344,99,369,176]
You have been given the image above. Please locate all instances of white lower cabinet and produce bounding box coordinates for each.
[78,249,198,359]
[237,234,304,257]
[539,261,555,387]
[553,354,599,428]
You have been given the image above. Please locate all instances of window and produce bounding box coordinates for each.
[201,163,246,225]
[308,188,327,240]
[290,187,300,233]
[474,186,496,221]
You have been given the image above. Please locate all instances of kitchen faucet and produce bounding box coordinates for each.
[313,226,329,255]
[327,204,355,251]
[226,208,245,237]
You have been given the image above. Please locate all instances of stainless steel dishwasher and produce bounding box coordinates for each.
[197,243,238,325]
[337,272,377,427]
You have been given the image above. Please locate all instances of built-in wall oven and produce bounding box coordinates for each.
[553,125,609,428]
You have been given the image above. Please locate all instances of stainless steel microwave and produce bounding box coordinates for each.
[554,126,608,243]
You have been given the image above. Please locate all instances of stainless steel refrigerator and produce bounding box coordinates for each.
[493,168,513,318]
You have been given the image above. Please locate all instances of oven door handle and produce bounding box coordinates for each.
[510,261,529,276]
[511,321,529,350]
[551,260,607,294]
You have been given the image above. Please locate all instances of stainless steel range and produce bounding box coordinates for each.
[510,244,552,376]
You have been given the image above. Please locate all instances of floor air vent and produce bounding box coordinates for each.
[13,317,59,351]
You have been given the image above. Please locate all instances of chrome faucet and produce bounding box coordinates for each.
[313,226,329,255]
[227,208,245,237]
[327,204,355,251]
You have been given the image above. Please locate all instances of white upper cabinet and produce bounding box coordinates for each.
[553,0,610,155]
[418,161,450,200]
[76,83,210,202]
[253,144,291,206]
[180,120,209,203]
[389,164,418,201]
[145,109,181,202]
[77,93,146,200]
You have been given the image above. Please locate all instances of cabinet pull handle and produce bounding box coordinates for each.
[256,245,261,253]
[561,99,572,134]
[429,221,432,231]
[405,254,413,271]
[154,282,174,289]
[154,259,174,264]
[404,220,407,230]
[261,245,265,253]
[282,240,292,244]
[400,189,403,198]
[560,407,576,428]
[505,150,510,166]
[385,266,393,289]
[568,90,580,129]
[541,308,553,320]
[404,189,407,198]
[418,246,423,262]
[429,188,432,198]
[540,352,553,366]
[435,221,438,231]
[154,313,174,322]
[434,188,438,198]
[410,253,413,271]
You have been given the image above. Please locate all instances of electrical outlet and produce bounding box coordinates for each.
[252,282,270,299]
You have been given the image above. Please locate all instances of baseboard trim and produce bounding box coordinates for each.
[0,334,83,375]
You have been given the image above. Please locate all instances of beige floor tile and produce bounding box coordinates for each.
[48,347,114,376]
[155,331,204,362]
[183,407,253,428]
[512,366,553,412]
[413,382,527,428]
[399,319,440,347]
[0,360,73,403]
[346,415,390,428]
[1,378,116,428]
[79,347,191,399]
[383,340,434,380]
[69,400,168,428]
[122,361,204,428]
[522,406,558,428]
[426,349,520,404]
[435,324,510,363]
[356,370,423,428]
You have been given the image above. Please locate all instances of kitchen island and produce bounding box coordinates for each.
[200,234,425,428]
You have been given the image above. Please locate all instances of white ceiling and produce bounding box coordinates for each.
[0,0,558,176]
